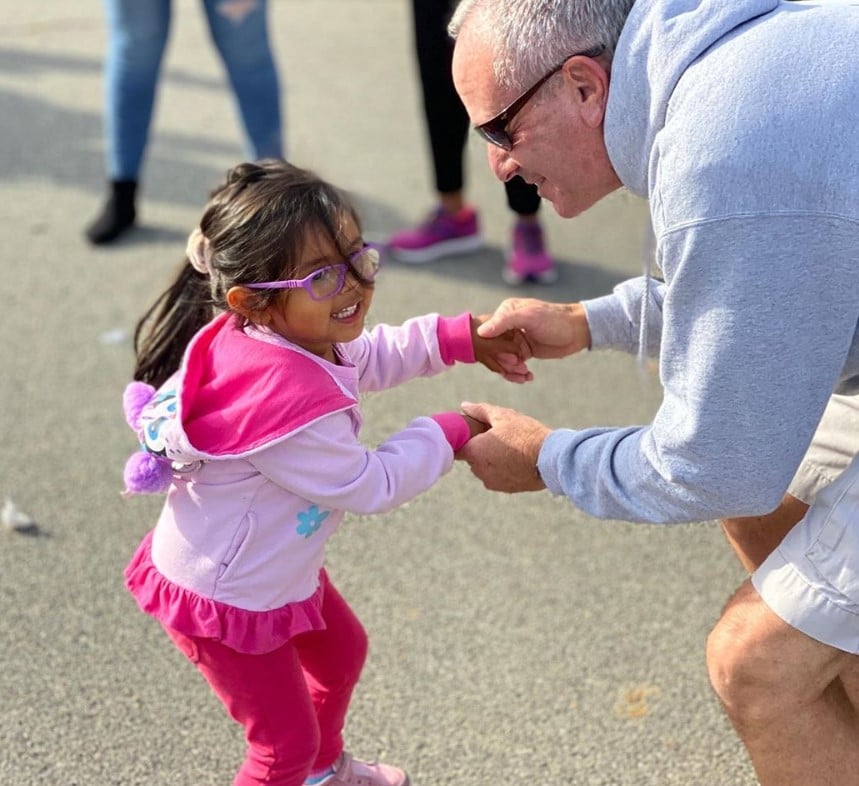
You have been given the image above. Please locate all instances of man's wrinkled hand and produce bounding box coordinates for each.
[455,401,551,493]
[477,299,591,360]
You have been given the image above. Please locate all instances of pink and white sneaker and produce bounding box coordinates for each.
[316,752,410,786]
[387,205,482,263]
[503,220,558,285]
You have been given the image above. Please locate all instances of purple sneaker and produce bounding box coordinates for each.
[503,220,558,285]
[388,206,482,263]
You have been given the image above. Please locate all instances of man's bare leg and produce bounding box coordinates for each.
[720,494,808,573]
[842,660,859,712]
[707,495,859,786]
[707,581,859,786]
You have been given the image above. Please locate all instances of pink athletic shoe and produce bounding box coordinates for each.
[503,220,558,285]
[321,752,410,786]
[387,206,482,263]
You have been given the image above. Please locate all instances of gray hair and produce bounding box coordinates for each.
[449,0,635,89]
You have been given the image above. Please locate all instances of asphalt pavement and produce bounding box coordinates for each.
[0,2,757,784]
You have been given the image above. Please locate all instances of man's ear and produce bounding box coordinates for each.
[226,285,272,326]
[562,55,609,129]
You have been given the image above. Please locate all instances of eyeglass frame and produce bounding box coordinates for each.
[243,242,381,301]
[474,44,606,151]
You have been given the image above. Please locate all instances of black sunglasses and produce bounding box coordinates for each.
[474,44,606,151]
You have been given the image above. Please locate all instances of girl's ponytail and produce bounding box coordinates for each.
[132,261,214,387]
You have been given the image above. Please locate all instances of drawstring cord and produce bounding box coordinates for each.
[637,221,656,374]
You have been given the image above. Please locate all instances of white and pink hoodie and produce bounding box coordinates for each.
[125,310,476,654]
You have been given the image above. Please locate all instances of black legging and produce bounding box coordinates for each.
[411,0,541,216]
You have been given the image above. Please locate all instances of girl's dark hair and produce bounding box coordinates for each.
[133,159,362,387]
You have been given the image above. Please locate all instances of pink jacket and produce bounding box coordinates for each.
[125,311,475,653]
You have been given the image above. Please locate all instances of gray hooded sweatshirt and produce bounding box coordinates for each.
[538,0,859,523]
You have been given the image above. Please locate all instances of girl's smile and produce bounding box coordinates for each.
[332,301,361,322]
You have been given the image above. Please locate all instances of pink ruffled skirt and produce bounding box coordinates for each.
[125,531,327,654]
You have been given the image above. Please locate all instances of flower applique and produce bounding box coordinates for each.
[296,505,330,538]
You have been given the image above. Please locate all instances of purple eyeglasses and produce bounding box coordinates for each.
[244,243,381,301]
[474,44,605,151]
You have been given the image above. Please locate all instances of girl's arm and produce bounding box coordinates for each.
[247,409,472,515]
[345,313,526,392]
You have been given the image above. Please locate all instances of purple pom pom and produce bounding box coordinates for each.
[123,381,157,430]
[123,452,172,494]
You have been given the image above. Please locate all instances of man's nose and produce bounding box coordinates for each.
[487,144,517,182]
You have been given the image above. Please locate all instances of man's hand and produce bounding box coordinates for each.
[477,298,591,360]
[456,402,551,493]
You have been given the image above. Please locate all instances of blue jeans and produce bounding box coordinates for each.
[103,0,283,180]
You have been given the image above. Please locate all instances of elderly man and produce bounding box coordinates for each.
[449,1,859,784]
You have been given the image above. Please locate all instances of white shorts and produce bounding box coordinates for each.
[788,394,859,504]
[753,394,859,653]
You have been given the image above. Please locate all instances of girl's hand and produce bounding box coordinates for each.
[453,413,490,460]
[463,413,490,441]
[471,316,533,383]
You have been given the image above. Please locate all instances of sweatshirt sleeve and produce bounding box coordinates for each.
[540,215,859,523]
[248,410,456,515]
[343,313,474,392]
[582,276,666,356]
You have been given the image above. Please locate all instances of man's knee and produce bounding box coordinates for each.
[706,582,813,727]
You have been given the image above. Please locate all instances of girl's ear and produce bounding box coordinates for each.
[226,286,272,326]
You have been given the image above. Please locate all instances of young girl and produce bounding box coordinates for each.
[122,159,526,786]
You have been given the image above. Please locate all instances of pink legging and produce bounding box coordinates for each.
[164,574,368,786]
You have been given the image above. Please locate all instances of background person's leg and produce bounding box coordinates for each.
[503,175,556,285]
[387,0,482,263]
[204,0,283,160]
[412,0,467,198]
[104,0,171,180]
[87,0,171,244]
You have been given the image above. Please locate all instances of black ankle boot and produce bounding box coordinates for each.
[85,180,137,245]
